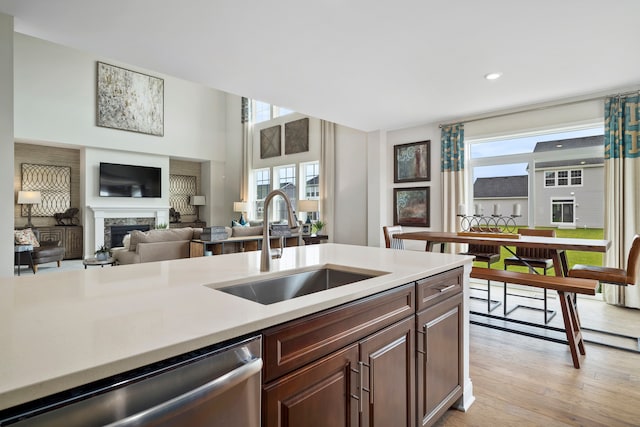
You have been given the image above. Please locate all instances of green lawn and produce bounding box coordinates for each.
[473,227,604,275]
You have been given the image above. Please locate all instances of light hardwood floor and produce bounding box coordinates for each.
[436,284,640,426]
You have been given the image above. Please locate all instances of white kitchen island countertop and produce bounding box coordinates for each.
[0,243,472,411]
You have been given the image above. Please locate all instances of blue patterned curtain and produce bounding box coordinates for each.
[603,94,640,307]
[441,124,465,173]
[440,124,465,249]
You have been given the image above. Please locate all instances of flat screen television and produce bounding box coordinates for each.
[99,162,161,198]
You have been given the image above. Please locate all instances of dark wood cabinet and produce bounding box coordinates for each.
[262,266,464,427]
[262,284,416,427]
[359,316,415,427]
[37,226,83,259]
[263,344,360,427]
[416,271,463,427]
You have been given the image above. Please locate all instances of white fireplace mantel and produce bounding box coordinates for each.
[88,205,171,249]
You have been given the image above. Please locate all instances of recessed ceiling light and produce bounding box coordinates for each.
[556,144,563,148]
[580,161,586,164]
[484,72,502,80]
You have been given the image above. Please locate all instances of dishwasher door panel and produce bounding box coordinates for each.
[3,336,262,427]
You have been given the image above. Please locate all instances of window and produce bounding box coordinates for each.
[551,198,575,224]
[302,162,319,198]
[570,170,582,185]
[252,100,294,123]
[543,169,583,187]
[545,171,556,187]
[253,168,270,220]
[275,165,297,222]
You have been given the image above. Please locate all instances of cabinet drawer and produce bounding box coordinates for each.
[263,283,415,382]
[416,267,462,311]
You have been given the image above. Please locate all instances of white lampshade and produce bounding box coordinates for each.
[298,199,319,212]
[190,195,206,206]
[18,191,42,205]
[233,201,249,212]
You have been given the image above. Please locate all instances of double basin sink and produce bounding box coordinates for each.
[210,266,388,305]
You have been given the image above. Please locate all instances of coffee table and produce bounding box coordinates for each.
[83,257,116,269]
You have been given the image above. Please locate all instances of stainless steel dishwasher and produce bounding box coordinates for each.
[1,335,262,427]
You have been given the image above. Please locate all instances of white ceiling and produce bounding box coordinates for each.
[1,0,639,132]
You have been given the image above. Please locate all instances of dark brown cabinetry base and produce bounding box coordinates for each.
[262,267,464,427]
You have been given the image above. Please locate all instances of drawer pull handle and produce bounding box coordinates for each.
[439,284,456,293]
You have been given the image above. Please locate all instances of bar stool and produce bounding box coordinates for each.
[569,234,640,288]
[503,228,557,323]
[459,236,501,312]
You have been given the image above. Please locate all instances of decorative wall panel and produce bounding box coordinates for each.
[170,174,197,215]
[21,163,71,217]
[285,117,309,155]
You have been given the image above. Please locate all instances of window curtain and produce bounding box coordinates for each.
[320,120,335,242]
[441,124,466,253]
[603,94,640,308]
[240,97,252,204]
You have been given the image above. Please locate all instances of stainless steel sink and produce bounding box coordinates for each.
[213,267,386,305]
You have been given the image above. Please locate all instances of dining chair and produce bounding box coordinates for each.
[569,234,640,287]
[383,225,404,250]
[503,228,556,323]
[459,227,501,312]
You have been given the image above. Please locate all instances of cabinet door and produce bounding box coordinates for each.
[263,343,359,427]
[359,316,415,427]
[416,293,463,427]
[64,226,83,259]
[37,227,64,244]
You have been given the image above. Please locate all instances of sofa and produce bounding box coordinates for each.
[111,227,209,265]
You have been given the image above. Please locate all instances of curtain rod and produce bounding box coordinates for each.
[439,89,640,128]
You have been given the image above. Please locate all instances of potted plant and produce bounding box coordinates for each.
[95,245,110,261]
[312,220,326,235]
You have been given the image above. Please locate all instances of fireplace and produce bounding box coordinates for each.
[110,224,151,248]
[89,205,171,254]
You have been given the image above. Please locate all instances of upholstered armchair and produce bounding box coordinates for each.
[14,229,66,274]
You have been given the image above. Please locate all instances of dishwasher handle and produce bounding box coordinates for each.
[107,357,263,427]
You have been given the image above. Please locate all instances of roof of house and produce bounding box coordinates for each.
[536,157,604,169]
[474,175,528,198]
[533,135,604,152]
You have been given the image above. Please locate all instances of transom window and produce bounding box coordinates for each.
[252,100,294,124]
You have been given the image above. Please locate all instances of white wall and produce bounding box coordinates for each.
[384,123,442,251]
[334,125,368,246]
[14,34,227,161]
[12,34,231,258]
[0,14,13,278]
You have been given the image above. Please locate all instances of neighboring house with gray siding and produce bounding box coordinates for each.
[473,135,604,229]
[533,136,604,228]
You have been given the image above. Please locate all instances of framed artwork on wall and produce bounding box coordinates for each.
[393,187,430,227]
[260,125,282,159]
[96,62,164,136]
[394,140,430,183]
[285,117,309,155]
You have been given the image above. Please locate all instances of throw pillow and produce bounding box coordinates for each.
[122,234,131,250]
[14,228,40,247]
[232,220,249,227]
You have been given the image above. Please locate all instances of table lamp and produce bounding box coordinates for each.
[233,201,249,225]
[298,199,319,224]
[18,190,42,228]
[190,195,206,222]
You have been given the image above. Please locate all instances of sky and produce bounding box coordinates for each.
[470,127,604,180]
